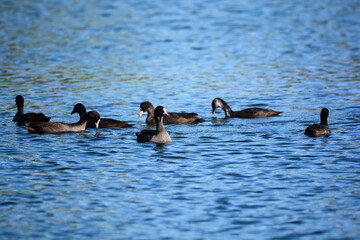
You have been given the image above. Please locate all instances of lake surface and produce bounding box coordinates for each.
[1,0,360,239]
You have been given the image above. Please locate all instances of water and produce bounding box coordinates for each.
[1,0,360,239]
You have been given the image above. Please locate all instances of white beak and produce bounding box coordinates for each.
[95,119,100,129]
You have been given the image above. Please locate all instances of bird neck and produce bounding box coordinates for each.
[77,114,89,125]
[17,104,24,115]
[320,117,328,125]
[222,104,233,118]
[155,116,165,133]
[216,99,233,118]
[146,106,155,121]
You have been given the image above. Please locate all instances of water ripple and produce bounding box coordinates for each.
[1,0,360,239]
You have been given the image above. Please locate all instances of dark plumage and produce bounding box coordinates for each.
[136,106,172,143]
[13,95,51,122]
[139,101,201,124]
[211,97,282,118]
[71,103,133,128]
[23,108,100,134]
[305,108,331,137]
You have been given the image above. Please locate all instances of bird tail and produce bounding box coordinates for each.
[23,126,35,133]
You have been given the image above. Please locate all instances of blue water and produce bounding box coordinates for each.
[1,0,360,239]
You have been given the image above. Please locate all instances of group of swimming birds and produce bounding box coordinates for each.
[13,95,331,143]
